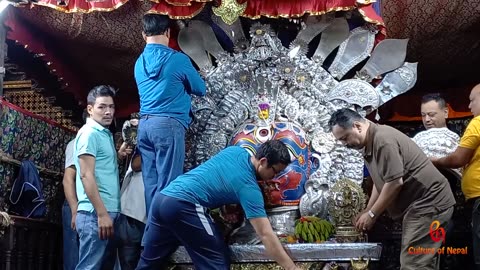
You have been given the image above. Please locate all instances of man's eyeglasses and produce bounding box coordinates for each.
[269,165,281,177]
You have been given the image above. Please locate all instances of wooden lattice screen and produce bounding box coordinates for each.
[2,80,77,131]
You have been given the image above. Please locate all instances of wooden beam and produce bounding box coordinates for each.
[3,80,33,89]
[0,151,63,178]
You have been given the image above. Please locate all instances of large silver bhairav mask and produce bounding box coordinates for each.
[179,12,417,226]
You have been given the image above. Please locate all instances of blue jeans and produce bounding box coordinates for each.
[62,201,79,270]
[137,116,186,213]
[75,211,120,270]
[117,214,145,270]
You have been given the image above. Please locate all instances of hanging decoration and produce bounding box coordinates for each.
[212,0,247,25]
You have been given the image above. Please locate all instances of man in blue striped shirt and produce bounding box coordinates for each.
[136,140,301,270]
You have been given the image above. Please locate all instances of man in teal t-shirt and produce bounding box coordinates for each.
[137,140,301,270]
[74,85,131,270]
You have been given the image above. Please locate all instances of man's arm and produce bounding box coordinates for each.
[366,183,379,210]
[355,178,403,230]
[434,118,480,168]
[432,146,475,169]
[117,141,132,161]
[355,183,379,223]
[356,142,406,230]
[131,154,142,172]
[63,166,78,223]
[369,178,403,217]
[63,140,78,229]
[78,154,113,240]
[250,218,299,270]
[180,54,206,97]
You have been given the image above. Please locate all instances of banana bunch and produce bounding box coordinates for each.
[294,216,335,243]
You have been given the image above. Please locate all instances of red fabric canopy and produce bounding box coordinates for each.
[146,1,386,41]
[148,1,206,18]
[149,0,385,32]
[34,0,129,13]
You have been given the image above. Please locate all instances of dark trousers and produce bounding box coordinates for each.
[136,194,229,270]
[469,197,480,270]
[62,201,79,270]
[400,206,454,270]
[117,214,145,270]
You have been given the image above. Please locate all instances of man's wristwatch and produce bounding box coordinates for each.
[368,210,376,219]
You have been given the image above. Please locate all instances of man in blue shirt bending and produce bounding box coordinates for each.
[136,140,301,270]
[134,14,206,213]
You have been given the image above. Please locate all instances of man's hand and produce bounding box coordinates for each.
[353,209,368,225]
[71,210,77,231]
[199,69,208,79]
[355,211,376,231]
[429,146,474,169]
[97,212,114,240]
[118,142,133,160]
[250,217,297,270]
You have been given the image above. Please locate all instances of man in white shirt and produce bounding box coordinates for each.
[62,110,88,270]
[118,119,146,270]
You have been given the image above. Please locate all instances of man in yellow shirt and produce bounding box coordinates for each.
[432,83,480,269]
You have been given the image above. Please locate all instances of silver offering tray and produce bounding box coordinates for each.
[170,243,382,263]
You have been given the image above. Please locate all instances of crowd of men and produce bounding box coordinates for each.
[59,11,480,270]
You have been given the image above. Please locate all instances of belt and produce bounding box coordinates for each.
[139,115,186,130]
[140,115,165,120]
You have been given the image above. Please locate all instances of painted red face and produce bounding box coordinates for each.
[231,121,319,207]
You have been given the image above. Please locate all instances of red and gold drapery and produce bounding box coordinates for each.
[147,0,207,19]
[149,0,358,19]
[148,0,383,21]
[33,0,129,13]
[29,0,385,31]
[147,0,386,37]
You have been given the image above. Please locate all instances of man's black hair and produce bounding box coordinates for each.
[86,85,116,106]
[142,14,170,37]
[255,140,291,167]
[421,93,446,109]
[328,108,365,131]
